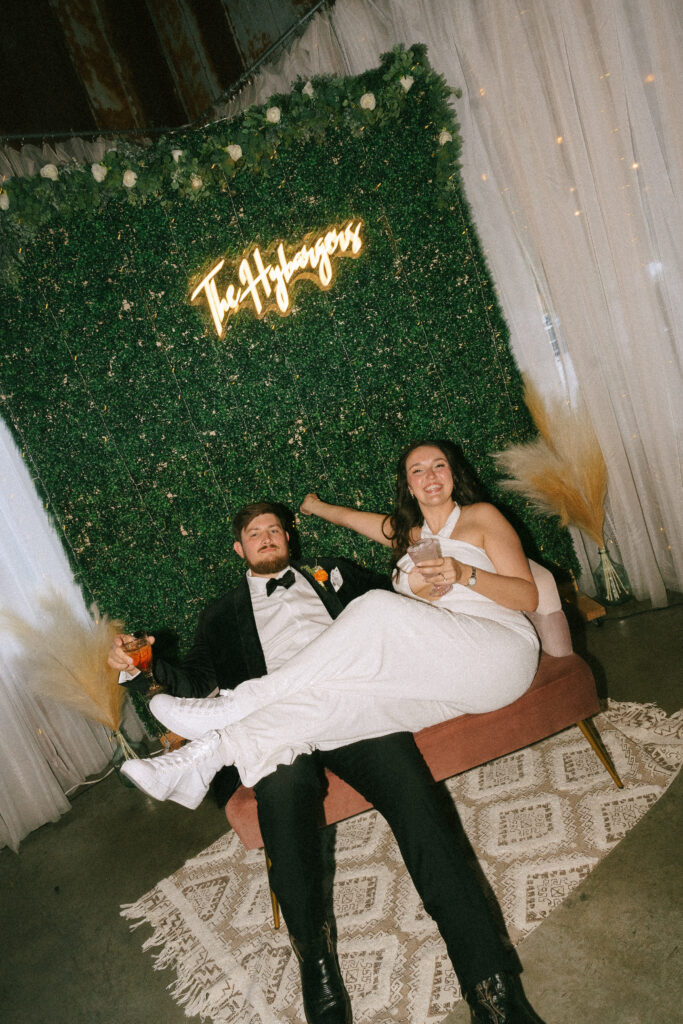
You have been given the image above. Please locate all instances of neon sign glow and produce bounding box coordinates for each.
[190,220,364,336]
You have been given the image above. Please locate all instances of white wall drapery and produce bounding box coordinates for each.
[207,0,682,604]
[0,419,115,852]
[1,0,681,845]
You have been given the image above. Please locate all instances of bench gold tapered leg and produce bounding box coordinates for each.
[578,718,624,788]
[263,849,281,929]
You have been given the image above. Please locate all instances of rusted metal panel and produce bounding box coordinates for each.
[48,0,147,130]
[221,0,317,64]
[144,0,224,121]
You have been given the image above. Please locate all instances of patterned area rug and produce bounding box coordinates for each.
[122,701,682,1023]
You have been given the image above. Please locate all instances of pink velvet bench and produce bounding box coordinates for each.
[225,562,622,927]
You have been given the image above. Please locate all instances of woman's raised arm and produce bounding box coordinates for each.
[300,493,394,547]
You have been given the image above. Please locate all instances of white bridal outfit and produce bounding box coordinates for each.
[213,505,540,787]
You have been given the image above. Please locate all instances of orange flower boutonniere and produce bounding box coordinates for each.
[301,564,330,586]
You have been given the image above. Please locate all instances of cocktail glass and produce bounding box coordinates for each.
[407,538,452,598]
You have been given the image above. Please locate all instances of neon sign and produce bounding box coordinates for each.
[190,220,364,336]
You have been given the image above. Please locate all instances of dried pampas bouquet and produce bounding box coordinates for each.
[492,379,630,603]
[0,591,138,759]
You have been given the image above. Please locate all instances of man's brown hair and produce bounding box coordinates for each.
[232,501,288,541]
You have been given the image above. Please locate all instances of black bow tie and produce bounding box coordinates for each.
[265,569,296,596]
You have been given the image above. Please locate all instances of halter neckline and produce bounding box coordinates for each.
[421,503,461,540]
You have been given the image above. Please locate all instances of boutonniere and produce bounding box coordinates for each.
[301,564,330,585]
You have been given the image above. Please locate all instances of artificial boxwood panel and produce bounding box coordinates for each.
[0,47,577,656]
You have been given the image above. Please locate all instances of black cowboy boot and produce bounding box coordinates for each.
[290,921,352,1024]
[465,972,546,1023]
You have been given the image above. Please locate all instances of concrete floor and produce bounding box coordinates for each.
[1,600,681,1024]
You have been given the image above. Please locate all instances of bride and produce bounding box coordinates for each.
[118,440,540,801]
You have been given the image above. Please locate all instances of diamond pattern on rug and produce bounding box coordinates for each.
[500,854,599,932]
[462,745,542,802]
[578,785,662,848]
[407,938,463,1024]
[122,701,682,1024]
[333,864,393,925]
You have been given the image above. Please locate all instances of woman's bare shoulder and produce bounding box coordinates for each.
[458,501,500,524]
[455,502,508,543]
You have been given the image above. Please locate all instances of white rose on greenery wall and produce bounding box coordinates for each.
[399,76,414,92]
[266,106,281,124]
[302,81,314,97]
[40,164,59,181]
[122,170,138,188]
[91,163,107,182]
[0,192,9,210]
[439,131,453,146]
[171,149,184,163]
[226,144,242,161]
[190,174,203,189]
[359,92,376,110]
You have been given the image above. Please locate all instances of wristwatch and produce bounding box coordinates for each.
[466,566,477,587]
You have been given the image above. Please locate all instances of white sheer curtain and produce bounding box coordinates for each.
[209,0,683,605]
[0,419,115,852]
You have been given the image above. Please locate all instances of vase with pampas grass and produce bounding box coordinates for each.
[492,380,631,605]
[0,591,144,762]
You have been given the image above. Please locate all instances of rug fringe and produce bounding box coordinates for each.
[121,892,242,1021]
[604,699,683,740]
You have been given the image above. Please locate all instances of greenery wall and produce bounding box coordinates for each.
[0,46,577,662]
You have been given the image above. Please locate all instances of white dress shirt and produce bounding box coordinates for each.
[247,567,332,672]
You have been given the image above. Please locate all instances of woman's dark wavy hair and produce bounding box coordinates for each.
[388,439,486,563]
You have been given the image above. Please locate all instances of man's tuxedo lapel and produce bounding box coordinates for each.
[230,577,268,676]
[293,561,344,619]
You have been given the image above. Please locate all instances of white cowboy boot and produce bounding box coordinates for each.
[150,691,241,740]
[120,729,226,809]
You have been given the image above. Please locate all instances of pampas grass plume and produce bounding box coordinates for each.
[492,380,607,547]
[0,592,125,732]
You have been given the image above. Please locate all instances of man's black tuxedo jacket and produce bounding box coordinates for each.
[152,556,393,803]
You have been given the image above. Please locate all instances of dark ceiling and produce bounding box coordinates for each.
[0,0,322,143]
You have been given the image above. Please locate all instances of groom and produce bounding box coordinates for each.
[110,501,545,1024]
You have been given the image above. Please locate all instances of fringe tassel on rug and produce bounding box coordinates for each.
[121,893,243,1022]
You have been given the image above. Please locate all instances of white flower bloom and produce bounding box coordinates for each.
[91,163,107,182]
[266,106,281,124]
[0,192,9,210]
[190,174,203,189]
[226,144,242,161]
[40,163,59,181]
[359,92,376,111]
[171,149,184,163]
[302,80,314,98]
[123,170,138,188]
[439,130,453,146]
[399,75,414,92]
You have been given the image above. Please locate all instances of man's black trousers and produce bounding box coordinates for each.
[253,732,516,993]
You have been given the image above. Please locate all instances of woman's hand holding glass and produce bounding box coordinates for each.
[412,555,469,600]
[408,540,457,600]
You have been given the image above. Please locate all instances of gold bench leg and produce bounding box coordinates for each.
[264,849,281,929]
[578,718,624,788]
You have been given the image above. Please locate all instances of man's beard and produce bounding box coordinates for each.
[247,551,290,575]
